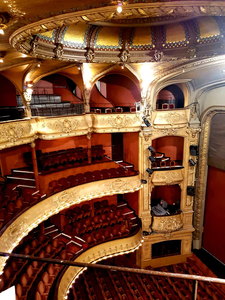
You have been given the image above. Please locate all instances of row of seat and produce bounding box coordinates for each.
[1,200,140,300]
[0,185,45,231]
[48,167,136,195]
[69,256,225,300]
[91,106,136,114]
[24,145,105,172]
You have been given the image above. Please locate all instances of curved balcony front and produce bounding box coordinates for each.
[58,228,143,300]
[0,174,142,272]
[151,212,183,233]
[152,109,190,129]
[0,113,142,150]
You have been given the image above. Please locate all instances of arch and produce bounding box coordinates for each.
[156,84,184,110]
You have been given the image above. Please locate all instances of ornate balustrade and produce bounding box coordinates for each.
[0,113,142,150]
[151,212,183,233]
[152,109,190,128]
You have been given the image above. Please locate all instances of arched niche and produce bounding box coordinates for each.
[0,74,24,121]
[151,136,184,167]
[90,73,141,113]
[31,74,84,117]
[156,84,184,110]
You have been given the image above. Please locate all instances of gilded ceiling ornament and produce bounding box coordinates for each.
[30,36,39,56]
[85,48,95,63]
[187,46,197,59]
[153,50,163,62]
[120,48,130,63]
[54,43,64,58]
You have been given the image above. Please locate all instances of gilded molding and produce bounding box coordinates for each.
[92,113,142,133]
[152,109,190,127]
[193,108,222,244]
[0,175,142,272]
[0,113,142,150]
[0,120,35,150]
[58,229,143,300]
[151,213,183,233]
[151,169,184,185]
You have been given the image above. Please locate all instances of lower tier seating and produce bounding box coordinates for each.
[68,255,225,300]
[0,199,140,300]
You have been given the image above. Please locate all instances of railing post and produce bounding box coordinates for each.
[192,280,198,300]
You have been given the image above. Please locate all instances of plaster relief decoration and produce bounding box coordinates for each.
[151,213,183,233]
[0,175,141,272]
[0,121,33,149]
[153,109,190,126]
[151,169,183,185]
[93,114,141,132]
[36,115,90,138]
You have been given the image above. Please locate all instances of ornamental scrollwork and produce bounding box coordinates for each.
[151,214,183,233]
[152,170,183,185]
[107,115,133,129]
[45,119,79,133]
[0,123,31,143]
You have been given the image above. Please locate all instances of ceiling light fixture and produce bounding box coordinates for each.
[0,12,11,35]
[117,1,123,13]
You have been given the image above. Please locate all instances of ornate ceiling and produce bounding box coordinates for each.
[1,1,225,89]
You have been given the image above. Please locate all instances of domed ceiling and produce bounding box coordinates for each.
[8,1,225,64]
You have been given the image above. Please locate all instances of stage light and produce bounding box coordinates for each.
[146,168,154,175]
[189,159,196,166]
[148,146,155,153]
[142,116,151,127]
[149,156,156,163]
[141,179,147,184]
[190,145,198,156]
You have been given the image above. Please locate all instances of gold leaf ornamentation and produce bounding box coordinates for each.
[151,213,183,233]
[0,123,31,143]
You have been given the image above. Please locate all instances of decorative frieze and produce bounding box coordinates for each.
[152,109,190,127]
[151,213,183,233]
[151,169,184,185]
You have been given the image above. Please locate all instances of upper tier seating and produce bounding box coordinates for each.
[24,145,106,172]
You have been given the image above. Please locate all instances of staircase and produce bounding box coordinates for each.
[6,169,36,188]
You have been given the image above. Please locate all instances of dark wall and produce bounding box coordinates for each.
[0,74,17,106]
[202,166,225,264]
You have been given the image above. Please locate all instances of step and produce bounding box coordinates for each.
[11,169,35,179]
[6,176,36,187]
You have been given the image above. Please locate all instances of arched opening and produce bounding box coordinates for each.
[156,84,184,110]
[31,74,84,116]
[150,136,184,169]
[90,74,141,113]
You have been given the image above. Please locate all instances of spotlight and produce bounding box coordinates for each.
[141,179,147,184]
[149,156,156,163]
[146,168,154,175]
[148,146,155,153]
[187,186,195,196]
[189,159,196,166]
[190,145,198,156]
[142,116,151,127]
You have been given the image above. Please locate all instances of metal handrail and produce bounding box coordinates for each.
[1,251,225,300]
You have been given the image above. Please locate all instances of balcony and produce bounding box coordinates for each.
[151,212,183,233]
